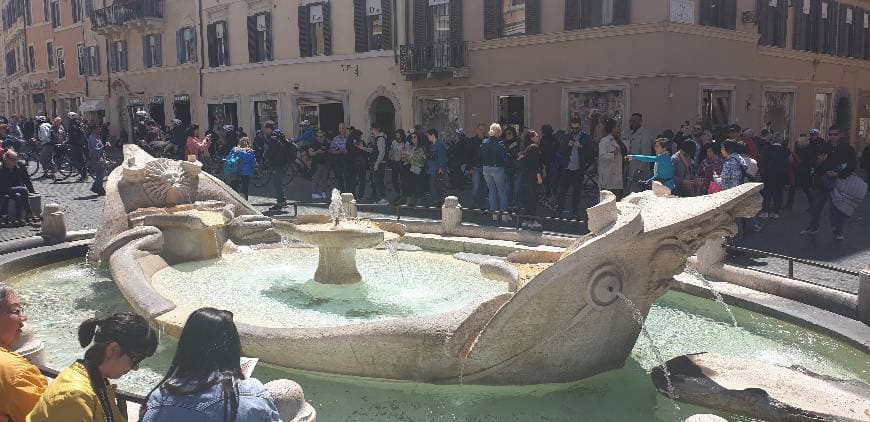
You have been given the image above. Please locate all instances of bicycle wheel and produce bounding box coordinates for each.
[282,165,295,187]
[25,152,40,177]
[253,167,272,188]
[56,157,74,180]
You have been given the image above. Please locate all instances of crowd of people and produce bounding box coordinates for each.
[0,282,285,421]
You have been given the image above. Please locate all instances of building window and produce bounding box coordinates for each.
[110,41,127,72]
[143,33,162,68]
[43,0,49,22]
[46,41,54,68]
[247,12,272,62]
[565,88,625,142]
[837,5,855,57]
[176,26,197,64]
[758,0,788,47]
[207,20,229,67]
[565,0,630,30]
[71,0,82,23]
[253,100,278,133]
[763,90,795,141]
[699,0,736,30]
[56,47,65,78]
[417,97,462,140]
[78,45,99,76]
[84,0,93,19]
[50,0,59,28]
[485,0,543,38]
[501,0,526,36]
[299,3,331,57]
[27,45,35,72]
[5,50,17,76]
[497,94,527,132]
[354,0,392,51]
[701,88,733,130]
[863,11,870,60]
[207,102,238,131]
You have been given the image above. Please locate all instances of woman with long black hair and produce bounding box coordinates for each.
[28,313,158,421]
[141,307,281,422]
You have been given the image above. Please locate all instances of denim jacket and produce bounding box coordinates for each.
[141,375,283,422]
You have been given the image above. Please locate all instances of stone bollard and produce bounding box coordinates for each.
[40,203,67,243]
[264,379,316,422]
[442,196,462,233]
[858,263,870,325]
[684,415,728,422]
[695,237,726,274]
[341,193,357,218]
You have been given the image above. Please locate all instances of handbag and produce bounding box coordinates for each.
[708,179,723,194]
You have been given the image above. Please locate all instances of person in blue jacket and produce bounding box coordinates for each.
[225,137,257,200]
[625,138,676,191]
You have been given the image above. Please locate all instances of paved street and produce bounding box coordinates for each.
[3,169,867,293]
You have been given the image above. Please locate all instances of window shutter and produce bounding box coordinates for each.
[221,22,230,64]
[207,23,218,67]
[322,3,332,56]
[757,0,769,44]
[778,1,788,47]
[264,12,272,60]
[483,0,499,40]
[382,0,393,49]
[413,0,428,44]
[121,42,127,70]
[298,6,311,57]
[154,34,162,66]
[793,0,805,49]
[838,5,849,56]
[699,0,711,26]
[564,0,579,30]
[143,35,150,67]
[613,0,630,25]
[109,43,117,72]
[579,0,591,28]
[78,46,85,75]
[247,15,257,62]
[93,46,99,75]
[724,0,737,29]
[525,0,540,35]
[449,0,463,43]
[827,2,838,54]
[353,0,367,52]
[190,28,197,62]
[176,28,184,63]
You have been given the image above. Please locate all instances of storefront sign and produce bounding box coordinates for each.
[174,94,190,103]
[310,4,323,23]
[670,0,694,24]
[128,98,144,106]
[366,0,382,16]
[428,0,449,6]
[150,96,164,104]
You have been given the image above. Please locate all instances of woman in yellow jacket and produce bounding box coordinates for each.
[27,313,158,422]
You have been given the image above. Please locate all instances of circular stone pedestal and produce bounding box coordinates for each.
[315,247,364,284]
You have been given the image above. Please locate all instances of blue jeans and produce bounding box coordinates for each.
[482,166,509,212]
[830,201,848,236]
[471,168,488,209]
[807,188,831,231]
[1,186,31,219]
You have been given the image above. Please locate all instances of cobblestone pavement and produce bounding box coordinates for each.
[3,170,867,293]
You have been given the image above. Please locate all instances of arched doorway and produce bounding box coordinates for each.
[370,96,396,135]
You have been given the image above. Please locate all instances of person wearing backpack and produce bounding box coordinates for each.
[759,133,790,218]
[224,137,256,200]
[801,125,858,240]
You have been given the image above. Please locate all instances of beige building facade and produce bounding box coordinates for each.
[199,0,412,137]
[404,0,870,151]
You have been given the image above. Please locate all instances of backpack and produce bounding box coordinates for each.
[223,151,240,176]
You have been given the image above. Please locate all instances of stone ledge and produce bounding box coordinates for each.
[0,230,95,256]
[402,233,565,256]
[673,273,870,354]
[0,240,91,279]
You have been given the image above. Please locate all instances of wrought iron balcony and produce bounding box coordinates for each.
[92,0,163,34]
[399,41,469,80]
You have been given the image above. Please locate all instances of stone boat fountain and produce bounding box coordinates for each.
[8,144,869,420]
[87,145,768,386]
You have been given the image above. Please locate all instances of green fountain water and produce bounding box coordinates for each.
[8,258,869,422]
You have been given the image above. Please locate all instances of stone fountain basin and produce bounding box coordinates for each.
[272,217,404,247]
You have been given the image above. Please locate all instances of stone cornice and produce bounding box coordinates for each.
[758,46,870,70]
[201,50,395,74]
[662,22,760,44]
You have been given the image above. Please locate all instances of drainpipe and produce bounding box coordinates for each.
[197,0,204,98]
[392,0,399,64]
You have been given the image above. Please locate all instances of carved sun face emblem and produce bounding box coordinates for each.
[143,159,197,206]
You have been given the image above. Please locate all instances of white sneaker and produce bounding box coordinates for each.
[492,214,500,221]
[502,214,512,222]
[311,193,322,200]
[521,221,530,228]
[375,199,389,205]
[530,221,543,229]
[758,212,769,218]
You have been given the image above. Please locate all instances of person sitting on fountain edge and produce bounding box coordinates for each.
[0,283,48,422]
[141,307,282,422]
[28,313,158,422]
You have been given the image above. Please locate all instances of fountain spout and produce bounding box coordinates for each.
[328,189,345,227]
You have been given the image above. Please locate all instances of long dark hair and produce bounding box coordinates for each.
[148,308,243,422]
[78,313,158,422]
